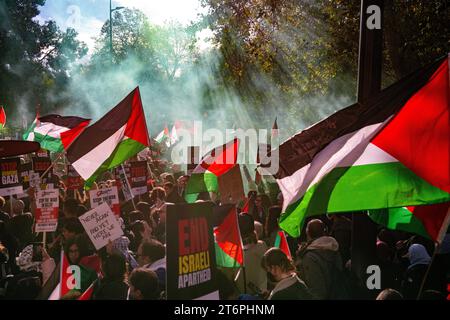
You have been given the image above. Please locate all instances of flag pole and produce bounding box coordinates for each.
[416,242,440,300]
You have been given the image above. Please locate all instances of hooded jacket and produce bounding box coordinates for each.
[296,236,343,300]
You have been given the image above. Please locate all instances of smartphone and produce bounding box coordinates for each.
[32,243,44,262]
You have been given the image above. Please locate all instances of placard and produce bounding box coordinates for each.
[19,162,33,190]
[130,161,148,196]
[35,189,59,232]
[115,165,133,201]
[0,158,23,196]
[89,186,120,217]
[32,156,52,182]
[78,202,123,250]
[166,202,219,300]
[66,165,84,190]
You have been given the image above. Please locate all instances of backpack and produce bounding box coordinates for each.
[307,250,351,300]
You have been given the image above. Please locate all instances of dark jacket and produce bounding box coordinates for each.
[269,274,313,300]
[296,236,344,300]
[92,278,129,300]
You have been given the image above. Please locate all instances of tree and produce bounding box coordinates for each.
[0,0,88,125]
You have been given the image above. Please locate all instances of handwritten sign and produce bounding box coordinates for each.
[35,189,59,232]
[78,202,123,250]
[89,186,120,217]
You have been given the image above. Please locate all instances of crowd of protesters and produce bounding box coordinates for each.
[0,146,449,300]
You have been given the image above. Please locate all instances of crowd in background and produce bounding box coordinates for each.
[0,147,449,300]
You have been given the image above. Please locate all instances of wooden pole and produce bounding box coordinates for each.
[351,0,384,298]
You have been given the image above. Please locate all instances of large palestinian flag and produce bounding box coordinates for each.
[66,87,150,188]
[213,204,244,268]
[23,115,90,153]
[185,138,239,203]
[269,55,450,237]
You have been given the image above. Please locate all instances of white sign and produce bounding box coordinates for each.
[35,189,59,232]
[29,172,41,188]
[78,202,123,250]
[0,186,23,197]
[89,186,120,217]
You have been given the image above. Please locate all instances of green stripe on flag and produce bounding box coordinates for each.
[280,162,450,237]
[85,138,146,189]
[215,242,241,268]
[368,208,430,239]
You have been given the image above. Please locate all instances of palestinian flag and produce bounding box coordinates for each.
[274,231,292,259]
[185,138,239,203]
[66,87,150,188]
[269,55,450,237]
[49,250,97,300]
[155,125,170,147]
[369,202,450,243]
[23,115,90,153]
[78,282,95,300]
[213,204,244,267]
[0,106,6,128]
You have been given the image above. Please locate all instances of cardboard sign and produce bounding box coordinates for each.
[89,186,120,217]
[130,161,148,196]
[78,202,124,250]
[35,189,59,232]
[0,158,23,196]
[217,164,245,205]
[32,156,52,182]
[66,165,84,190]
[166,202,219,300]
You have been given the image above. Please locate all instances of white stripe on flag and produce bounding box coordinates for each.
[277,120,397,212]
[71,125,127,180]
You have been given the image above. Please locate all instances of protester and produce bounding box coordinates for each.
[376,288,403,300]
[401,243,432,299]
[235,213,268,296]
[128,268,160,300]
[296,219,348,299]
[93,251,129,300]
[262,248,313,300]
[136,239,166,294]
[0,197,10,223]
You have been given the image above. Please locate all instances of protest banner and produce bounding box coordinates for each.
[166,202,219,300]
[0,157,23,197]
[89,186,120,217]
[66,164,84,190]
[32,156,52,181]
[35,189,59,232]
[78,202,124,250]
[129,161,148,196]
[217,164,245,205]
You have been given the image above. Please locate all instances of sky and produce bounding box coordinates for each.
[37,0,209,53]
